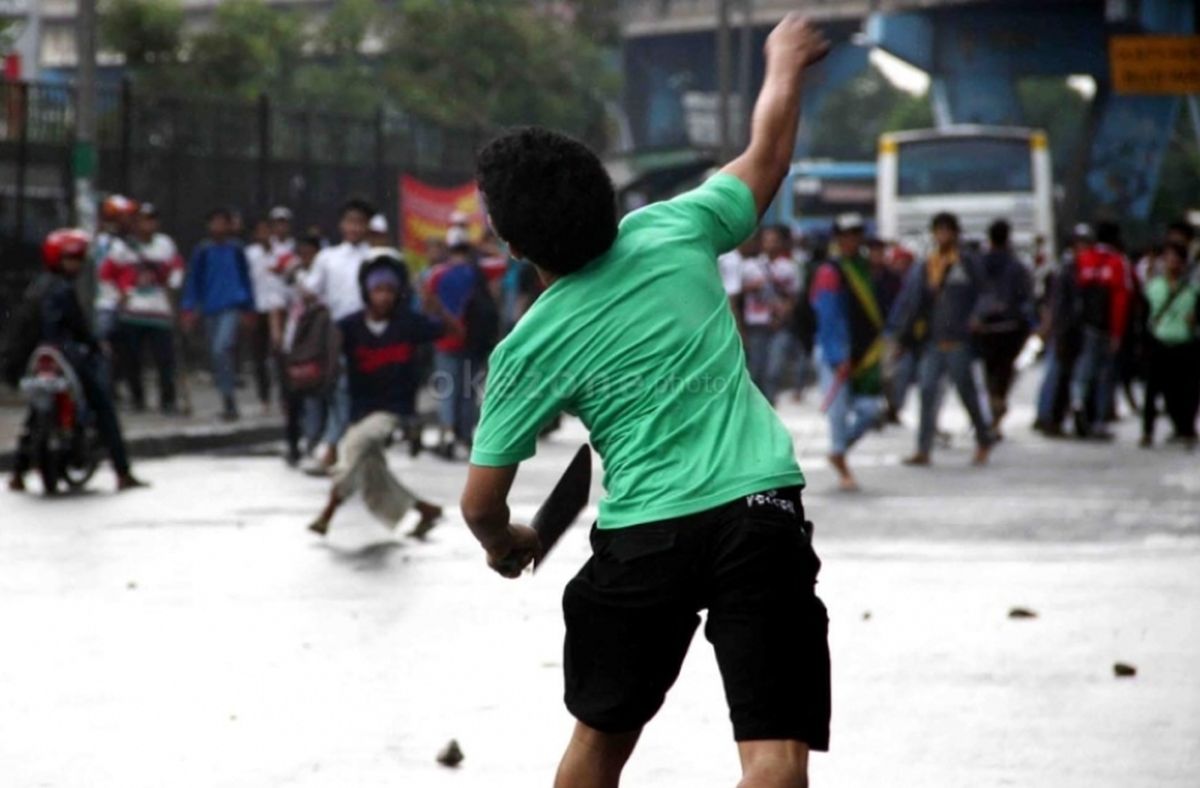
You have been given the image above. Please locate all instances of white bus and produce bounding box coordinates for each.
[876,126,1056,261]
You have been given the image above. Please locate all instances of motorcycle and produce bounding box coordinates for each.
[18,345,101,495]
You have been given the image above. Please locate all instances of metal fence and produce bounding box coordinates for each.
[0,78,486,316]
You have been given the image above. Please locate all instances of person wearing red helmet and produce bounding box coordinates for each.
[95,195,140,354]
[100,201,185,414]
[5,229,147,493]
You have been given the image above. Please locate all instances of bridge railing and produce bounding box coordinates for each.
[619,0,880,36]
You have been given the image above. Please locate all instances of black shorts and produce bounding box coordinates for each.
[562,486,830,749]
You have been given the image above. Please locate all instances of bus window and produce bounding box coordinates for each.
[793,177,875,219]
[898,137,1033,196]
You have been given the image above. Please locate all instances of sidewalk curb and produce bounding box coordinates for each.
[0,423,282,474]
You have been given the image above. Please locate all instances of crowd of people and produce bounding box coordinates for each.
[4,187,1198,500]
[79,194,525,472]
[3,193,519,502]
[719,211,1200,490]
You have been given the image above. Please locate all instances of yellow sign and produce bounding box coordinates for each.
[1110,35,1200,95]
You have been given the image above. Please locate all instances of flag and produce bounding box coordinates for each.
[399,174,485,270]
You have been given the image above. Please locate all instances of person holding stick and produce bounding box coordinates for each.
[459,15,831,787]
[810,213,886,491]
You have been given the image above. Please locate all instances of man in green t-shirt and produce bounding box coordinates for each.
[460,15,830,787]
[1141,242,1199,447]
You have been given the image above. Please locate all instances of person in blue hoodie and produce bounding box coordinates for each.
[181,208,256,420]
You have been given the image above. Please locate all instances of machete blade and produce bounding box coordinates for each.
[531,444,592,570]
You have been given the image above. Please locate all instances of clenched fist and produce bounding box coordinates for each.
[765,14,831,73]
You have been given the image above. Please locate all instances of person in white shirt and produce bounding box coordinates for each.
[266,205,298,348]
[246,218,289,412]
[760,224,804,404]
[737,232,776,396]
[717,232,757,324]
[302,198,374,469]
[118,203,185,413]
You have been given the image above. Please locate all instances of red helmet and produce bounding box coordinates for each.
[101,194,139,220]
[42,228,91,271]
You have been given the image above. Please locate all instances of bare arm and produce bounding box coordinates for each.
[461,463,541,578]
[421,287,465,340]
[722,15,829,216]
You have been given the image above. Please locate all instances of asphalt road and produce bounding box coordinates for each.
[1,371,1197,787]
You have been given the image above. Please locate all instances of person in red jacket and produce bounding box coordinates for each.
[1069,220,1131,439]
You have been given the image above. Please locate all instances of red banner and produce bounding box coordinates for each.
[400,174,486,269]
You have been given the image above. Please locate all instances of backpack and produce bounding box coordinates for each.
[463,261,500,360]
[284,305,339,394]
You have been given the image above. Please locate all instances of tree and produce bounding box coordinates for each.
[312,0,379,58]
[1151,109,1200,231]
[1017,77,1089,183]
[382,0,618,144]
[293,0,387,112]
[92,0,620,144]
[186,0,305,99]
[99,0,184,69]
[807,65,932,160]
[882,92,935,134]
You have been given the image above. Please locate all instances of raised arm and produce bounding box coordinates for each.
[722,14,829,216]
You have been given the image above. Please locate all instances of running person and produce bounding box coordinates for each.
[459,16,830,787]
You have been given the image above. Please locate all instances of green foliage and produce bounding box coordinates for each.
[882,91,935,133]
[290,0,385,112]
[1016,77,1089,181]
[97,0,619,143]
[312,0,379,57]
[808,65,932,160]
[382,0,616,143]
[1151,109,1200,228]
[99,0,184,69]
[187,0,305,99]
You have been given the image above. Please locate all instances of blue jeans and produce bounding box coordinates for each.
[916,344,992,455]
[204,310,240,401]
[765,330,807,403]
[820,362,882,456]
[743,326,772,399]
[889,347,921,414]
[1036,346,1062,426]
[322,372,350,447]
[1069,327,1114,427]
[434,351,480,443]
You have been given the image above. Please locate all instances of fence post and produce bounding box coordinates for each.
[119,77,133,196]
[13,81,29,241]
[374,105,386,208]
[257,92,271,214]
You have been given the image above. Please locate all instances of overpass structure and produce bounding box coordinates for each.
[618,0,1199,228]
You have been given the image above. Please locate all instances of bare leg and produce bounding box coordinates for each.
[972,443,991,466]
[554,722,641,788]
[308,488,344,536]
[407,500,444,540]
[737,740,810,788]
[827,453,858,492]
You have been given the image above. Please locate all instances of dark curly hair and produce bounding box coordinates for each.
[930,212,960,233]
[476,127,617,276]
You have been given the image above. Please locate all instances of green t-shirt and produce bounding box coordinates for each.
[470,173,806,529]
[1145,276,1198,345]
